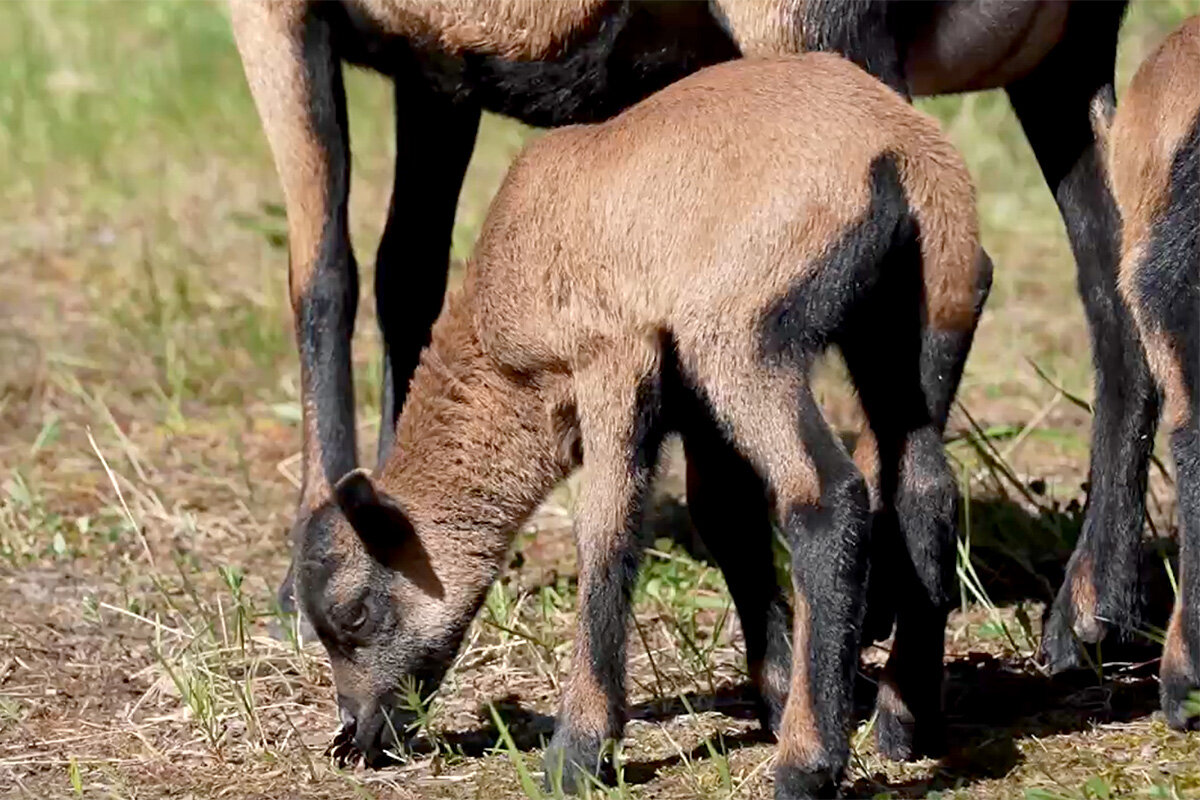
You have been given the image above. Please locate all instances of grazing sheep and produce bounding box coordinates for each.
[1100,15,1200,730]
[228,2,1142,669]
[295,55,990,798]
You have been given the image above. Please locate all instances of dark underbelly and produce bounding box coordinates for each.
[331,1,740,126]
[326,0,1107,124]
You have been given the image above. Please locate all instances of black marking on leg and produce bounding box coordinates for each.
[582,365,666,736]
[1139,113,1200,727]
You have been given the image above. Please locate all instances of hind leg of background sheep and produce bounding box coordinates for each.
[543,343,663,793]
[682,429,792,736]
[1006,2,1157,670]
[375,72,480,464]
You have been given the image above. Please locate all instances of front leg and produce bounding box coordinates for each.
[230,1,358,618]
[374,71,481,465]
[543,342,664,793]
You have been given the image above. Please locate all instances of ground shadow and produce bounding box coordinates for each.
[848,653,1161,796]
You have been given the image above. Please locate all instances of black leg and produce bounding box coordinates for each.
[543,343,664,793]
[1004,2,1154,671]
[375,71,481,465]
[1122,130,1200,726]
[1164,424,1200,728]
[843,261,990,759]
[681,429,792,735]
[775,386,871,800]
[230,5,359,626]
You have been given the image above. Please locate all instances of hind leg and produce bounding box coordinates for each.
[684,346,870,799]
[842,247,992,759]
[682,426,792,735]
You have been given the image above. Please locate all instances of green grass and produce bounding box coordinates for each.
[2,1,1200,798]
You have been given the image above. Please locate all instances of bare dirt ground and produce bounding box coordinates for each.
[2,2,1199,798]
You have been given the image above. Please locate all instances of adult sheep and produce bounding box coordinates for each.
[230,0,1140,698]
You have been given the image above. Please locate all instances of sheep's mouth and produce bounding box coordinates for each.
[325,709,416,769]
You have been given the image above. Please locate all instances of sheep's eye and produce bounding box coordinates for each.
[343,604,368,633]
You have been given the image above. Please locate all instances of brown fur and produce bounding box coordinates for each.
[853,427,882,512]
[1163,601,1191,682]
[1068,553,1101,641]
[345,0,605,60]
[777,588,822,765]
[471,56,978,370]
[1107,16,1200,432]
[298,55,983,781]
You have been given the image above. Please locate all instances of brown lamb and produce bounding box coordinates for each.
[294,54,990,799]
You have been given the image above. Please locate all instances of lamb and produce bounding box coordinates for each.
[294,54,991,798]
[1100,15,1200,730]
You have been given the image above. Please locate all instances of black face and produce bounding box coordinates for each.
[294,471,478,766]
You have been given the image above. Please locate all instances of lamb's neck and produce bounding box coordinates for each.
[379,292,569,565]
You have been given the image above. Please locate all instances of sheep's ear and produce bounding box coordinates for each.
[333,469,414,564]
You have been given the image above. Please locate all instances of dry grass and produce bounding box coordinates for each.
[2,1,1199,798]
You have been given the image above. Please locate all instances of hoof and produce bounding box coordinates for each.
[542,730,611,794]
[875,705,944,762]
[774,762,840,799]
[1039,597,1093,674]
[1162,673,1200,731]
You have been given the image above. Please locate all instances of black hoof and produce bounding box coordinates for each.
[542,730,611,794]
[875,705,944,762]
[1039,598,1090,674]
[774,762,840,799]
[1162,673,1200,731]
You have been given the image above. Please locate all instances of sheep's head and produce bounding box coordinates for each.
[294,469,489,766]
